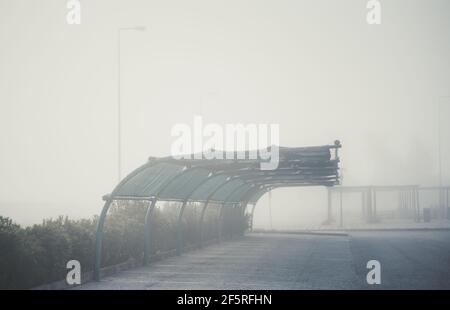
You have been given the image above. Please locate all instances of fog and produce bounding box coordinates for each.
[0,0,449,226]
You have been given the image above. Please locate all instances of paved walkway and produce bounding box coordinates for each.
[77,231,450,290]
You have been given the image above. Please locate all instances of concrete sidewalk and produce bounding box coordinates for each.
[76,231,450,290]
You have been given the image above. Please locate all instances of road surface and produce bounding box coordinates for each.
[77,231,450,290]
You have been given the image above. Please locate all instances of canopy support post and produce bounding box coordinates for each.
[198,177,238,247]
[94,198,113,281]
[217,202,226,242]
[142,166,202,261]
[144,199,157,265]
[199,201,211,248]
[250,203,257,231]
[176,201,189,256]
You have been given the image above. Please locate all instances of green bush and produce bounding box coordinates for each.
[0,201,249,289]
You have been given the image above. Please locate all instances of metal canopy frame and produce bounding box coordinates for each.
[417,186,450,220]
[94,142,342,280]
[326,185,450,226]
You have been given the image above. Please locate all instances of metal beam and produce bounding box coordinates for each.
[94,198,113,281]
[175,173,224,255]
[217,184,253,242]
[198,177,239,247]
[143,166,202,265]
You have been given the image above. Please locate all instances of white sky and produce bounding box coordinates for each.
[0,0,449,225]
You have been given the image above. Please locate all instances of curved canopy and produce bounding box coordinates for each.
[107,143,342,205]
[94,142,342,281]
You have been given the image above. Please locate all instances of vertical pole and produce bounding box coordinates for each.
[117,30,122,182]
[406,190,409,217]
[176,201,189,256]
[234,204,240,238]
[268,191,273,231]
[416,188,420,222]
[405,190,409,215]
[339,190,343,228]
[362,191,366,220]
[438,101,443,215]
[413,189,417,222]
[241,201,249,235]
[373,189,377,221]
[441,188,445,219]
[218,203,226,242]
[234,205,239,238]
[446,187,450,220]
[198,201,210,247]
[144,199,156,265]
[416,188,421,222]
[367,188,372,223]
[404,191,407,215]
[250,203,257,231]
[404,191,407,211]
[232,204,239,238]
[403,191,406,215]
[229,205,234,239]
[198,177,238,247]
[408,190,413,214]
[400,191,403,214]
[327,187,332,223]
[94,199,112,281]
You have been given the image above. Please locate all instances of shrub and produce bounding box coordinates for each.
[0,201,249,289]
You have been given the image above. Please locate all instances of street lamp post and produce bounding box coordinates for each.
[117,26,146,182]
[437,96,449,218]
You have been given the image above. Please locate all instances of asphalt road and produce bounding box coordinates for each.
[77,231,450,290]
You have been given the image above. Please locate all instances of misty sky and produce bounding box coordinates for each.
[0,0,449,225]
